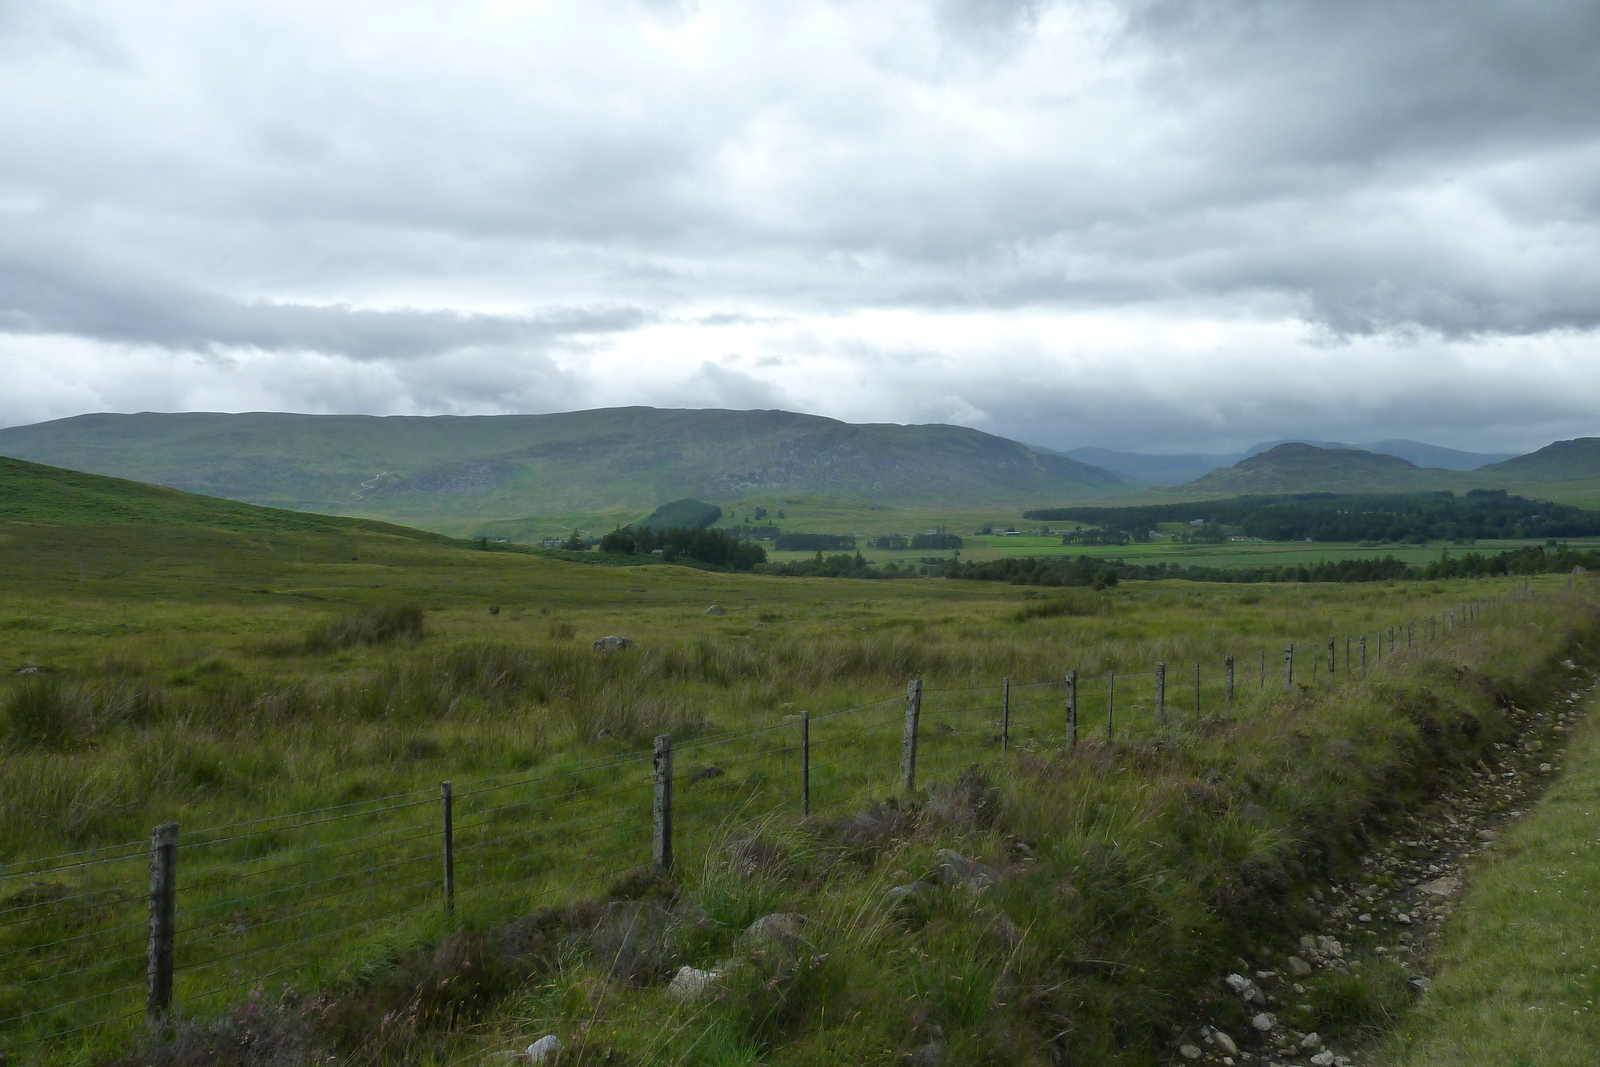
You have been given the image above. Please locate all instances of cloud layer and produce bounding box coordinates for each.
[2,0,1598,452]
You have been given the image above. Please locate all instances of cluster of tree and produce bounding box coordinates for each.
[595,525,766,571]
[911,532,963,549]
[1060,527,1147,546]
[1027,490,1600,543]
[639,499,723,530]
[774,533,857,551]
[722,523,782,541]
[936,555,1121,588]
[1421,544,1600,579]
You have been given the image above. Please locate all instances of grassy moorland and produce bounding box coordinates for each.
[3,462,1597,1065]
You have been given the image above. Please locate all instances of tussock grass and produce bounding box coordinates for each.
[297,602,426,653]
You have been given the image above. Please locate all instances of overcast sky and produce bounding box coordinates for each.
[3,0,1599,454]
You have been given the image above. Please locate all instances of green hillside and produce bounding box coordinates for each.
[1122,439,1600,509]
[0,455,451,543]
[0,409,1126,526]
[1173,442,1460,495]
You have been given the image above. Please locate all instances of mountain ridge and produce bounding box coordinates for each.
[0,408,1127,524]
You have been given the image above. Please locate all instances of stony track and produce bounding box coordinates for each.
[1174,661,1598,1067]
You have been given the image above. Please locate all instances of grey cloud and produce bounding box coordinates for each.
[2,1,1600,440]
[0,222,651,359]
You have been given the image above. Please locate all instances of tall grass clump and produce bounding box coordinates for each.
[300,602,426,652]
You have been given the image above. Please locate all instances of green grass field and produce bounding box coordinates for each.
[5,460,1599,1066]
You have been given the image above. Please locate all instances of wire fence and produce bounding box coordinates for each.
[0,586,1527,1062]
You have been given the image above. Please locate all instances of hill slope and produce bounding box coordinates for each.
[1170,442,1464,496]
[0,409,1126,522]
[1067,439,1514,486]
[0,454,451,542]
[1478,436,1600,480]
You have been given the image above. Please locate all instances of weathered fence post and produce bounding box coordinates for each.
[1065,670,1078,749]
[441,781,455,915]
[799,711,810,818]
[1284,645,1294,690]
[1389,626,1395,654]
[1001,677,1011,753]
[653,735,674,871]
[1360,635,1367,670]
[1328,636,1336,676]
[1408,621,1414,648]
[1259,650,1266,690]
[146,822,178,1029]
[1155,662,1166,725]
[1107,670,1116,742]
[901,679,923,793]
[1225,654,1235,706]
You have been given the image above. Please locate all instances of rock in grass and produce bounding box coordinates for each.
[704,604,727,616]
[1250,1012,1276,1032]
[1420,876,1462,898]
[526,1035,562,1063]
[1310,1051,1336,1066]
[669,965,721,1001]
[1300,1032,1322,1049]
[887,880,936,904]
[1287,955,1313,977]
[1211,1030,1238,1055]
[935,849,1004,893]
[739,912,812,950]
[1226,973,1264,1004]
[1179,1044,1203,1060]
[592,635,636,651]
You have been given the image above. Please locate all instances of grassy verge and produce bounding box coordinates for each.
[1382,663,1600,1066]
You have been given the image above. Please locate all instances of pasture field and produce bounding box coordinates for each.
[2,510,1596,1066]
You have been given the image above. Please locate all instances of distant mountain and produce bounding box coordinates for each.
[1059,438,1514,486]
[1243,439,1515,470]
[1059,447,1240,486]
[1175,443,1452,495]
[0,409,1126,526]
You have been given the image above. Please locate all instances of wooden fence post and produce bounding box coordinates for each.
[1225,654,1235,706]
[146,822,178,1029]
[1155,662,1166,725]
[1065,670,1078,749]
[1408,621,1414,648]
[441,782,455,915]
[1360,635,1367,670]
[1107,670,1116,742]
[1001,677,1011,753]
[799,712,810,818]
[1284,645,1293,690]
[1389,626,1395,654]
[901,679,922,794]
[1259,650,1266,690]
[1328,636,1336,676]
[653,735,674,871]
